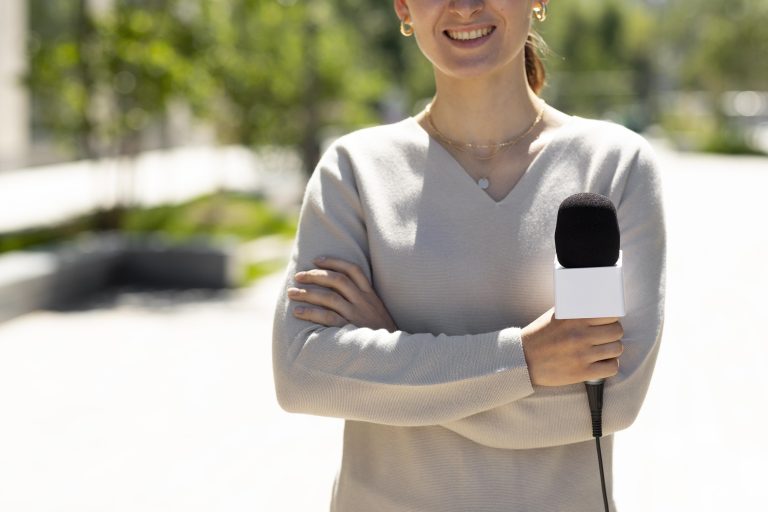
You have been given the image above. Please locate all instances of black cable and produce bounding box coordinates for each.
[585,382,609,512]
[595,436,609,512]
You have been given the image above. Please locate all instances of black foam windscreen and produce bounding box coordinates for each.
[555,193,620,268]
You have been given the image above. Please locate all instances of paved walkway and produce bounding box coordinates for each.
[0,147,766,511]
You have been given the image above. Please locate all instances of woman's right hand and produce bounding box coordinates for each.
[520,308,624,387]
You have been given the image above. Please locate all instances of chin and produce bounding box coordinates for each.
[436,58,516,82]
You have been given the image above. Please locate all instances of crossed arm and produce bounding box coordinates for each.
[272,141,665,449]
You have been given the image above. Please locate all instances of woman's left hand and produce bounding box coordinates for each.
[287,257,398,332]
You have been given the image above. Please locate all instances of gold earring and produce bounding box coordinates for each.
[400,16,414,37]
[533,1,547,22]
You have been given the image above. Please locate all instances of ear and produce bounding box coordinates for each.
[393,0,409,21]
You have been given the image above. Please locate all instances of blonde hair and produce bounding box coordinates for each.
[524,32,548,95]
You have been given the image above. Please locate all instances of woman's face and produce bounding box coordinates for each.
[393,0,542,80]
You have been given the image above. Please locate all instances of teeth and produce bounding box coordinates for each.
[447,27,493,41]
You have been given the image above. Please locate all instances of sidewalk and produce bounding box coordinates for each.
[0,147,766,511]
[0,275,343,512]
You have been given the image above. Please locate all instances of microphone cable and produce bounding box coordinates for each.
[585,381,610,512]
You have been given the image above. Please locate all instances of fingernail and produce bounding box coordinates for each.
[294,306,305,313]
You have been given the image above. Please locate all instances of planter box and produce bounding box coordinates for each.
[0,232,241,323]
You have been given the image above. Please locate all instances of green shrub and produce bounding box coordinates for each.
[701,128,766,156]
[0,192,298,256]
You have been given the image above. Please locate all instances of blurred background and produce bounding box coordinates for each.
[0,0,766,511]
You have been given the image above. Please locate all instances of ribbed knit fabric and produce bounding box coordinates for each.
[272,115,666,512]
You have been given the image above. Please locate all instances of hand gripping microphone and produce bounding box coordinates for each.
[553,192,625,512]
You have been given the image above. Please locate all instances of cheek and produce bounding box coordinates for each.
[412,32,442,69]
[499,0,534,23]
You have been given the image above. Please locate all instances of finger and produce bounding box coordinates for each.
[587,358,620,381]
[287,287,352,318]
[313,257,373,293]
[292,305,347,327]
[588,321,624,345]
[294,269,358,303]
[587,340,624,363]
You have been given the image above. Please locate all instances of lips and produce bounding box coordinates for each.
[445,26,495,41]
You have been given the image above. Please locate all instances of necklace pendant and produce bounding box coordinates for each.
[478,178,490,190]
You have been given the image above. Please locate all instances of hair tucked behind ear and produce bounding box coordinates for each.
[525,31,548,95]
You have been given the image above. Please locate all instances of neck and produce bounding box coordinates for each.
[427,66,543,145]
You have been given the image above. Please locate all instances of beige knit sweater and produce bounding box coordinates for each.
[272,115,666,512]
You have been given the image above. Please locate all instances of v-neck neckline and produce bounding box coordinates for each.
[405,114,583,207]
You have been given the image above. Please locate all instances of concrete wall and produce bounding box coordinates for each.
[0,233,239,324]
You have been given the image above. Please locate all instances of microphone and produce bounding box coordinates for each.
[553,192,625,322]
[553,192,625,512]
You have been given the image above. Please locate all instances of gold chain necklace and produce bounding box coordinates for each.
[425,100,547,189]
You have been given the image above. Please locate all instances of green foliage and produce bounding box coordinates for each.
[26,0,397,171]
[0,192,298,256]
[197,0,389,148]
[25,0,768,163]
[701,128,766,156]
[662,0,768,93]
[241,259,289,286]
[0,218,92,254]
[537,0,657,127]
[26,0,211,159]
[651,0,768,153]
[121,192,298,242]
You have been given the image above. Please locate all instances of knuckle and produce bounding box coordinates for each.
[324,310,338,324]
[356,267,371,283]
[329,291,345,307]
[567,327,584,344]
[329,271,349,287]
[578,348,593,365]
[316,287,338,304]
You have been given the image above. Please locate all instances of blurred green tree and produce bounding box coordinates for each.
[26,0,399,176]
[26,0,100,159]
[537,0,658,130]
[655,0,768,153]
[664,0,768,93]
[194,0,394,173]
[26,0,209,161]
[26,0,213,227]
[25,0,765,186]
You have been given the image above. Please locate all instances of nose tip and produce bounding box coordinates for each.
[449,0,484,18]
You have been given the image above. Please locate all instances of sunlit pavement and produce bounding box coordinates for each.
[0,147,766,511]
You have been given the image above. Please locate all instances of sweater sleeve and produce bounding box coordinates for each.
[272,142,535,426]
[439,140,667,449]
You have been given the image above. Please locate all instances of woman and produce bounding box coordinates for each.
[272,1,666,510]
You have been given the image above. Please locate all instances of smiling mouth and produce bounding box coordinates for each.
[445,26,495,41]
